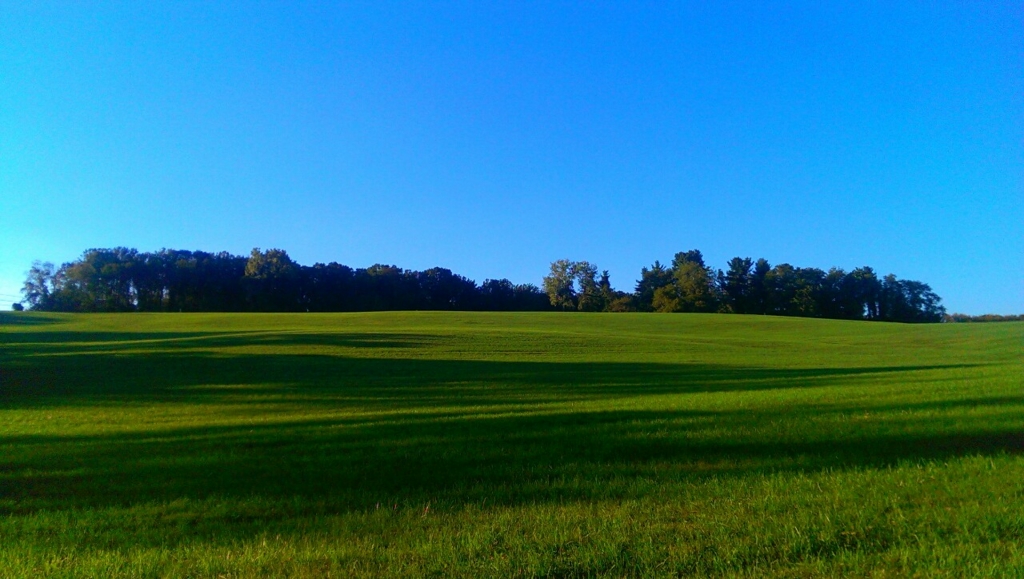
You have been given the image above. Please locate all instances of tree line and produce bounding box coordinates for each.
[19,248,549,313]
[18,247,946,322]
[542,250,945,322]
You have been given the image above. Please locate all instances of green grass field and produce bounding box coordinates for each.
[1,312,1022,577]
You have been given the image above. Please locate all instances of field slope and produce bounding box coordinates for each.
[1,312,1022,577]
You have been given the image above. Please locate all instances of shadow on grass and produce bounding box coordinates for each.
[0,312,62,326]
[2,327,983,406]
[2,401,1021,520]
[2,330,437,350]
[1,348,979,407]
[0,327,1018,532]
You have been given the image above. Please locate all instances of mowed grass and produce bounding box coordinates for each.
[0,312,1022,577]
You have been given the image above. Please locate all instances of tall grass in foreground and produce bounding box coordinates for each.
[1,312,1022,577]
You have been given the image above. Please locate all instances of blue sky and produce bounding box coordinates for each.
[1,2,1021,314]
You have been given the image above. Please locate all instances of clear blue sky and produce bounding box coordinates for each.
[1,2,1021,314]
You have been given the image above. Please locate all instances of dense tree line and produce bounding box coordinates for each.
[19,247,946,322]
[19,248,549,313]
[542,250,946,323]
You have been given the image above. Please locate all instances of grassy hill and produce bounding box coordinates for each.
[1,312,1021,577]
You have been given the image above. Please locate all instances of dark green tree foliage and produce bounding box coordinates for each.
[634,261,673,312]
[510,283,555,311]
[21,247,945,322]
[186,252,247,311]
[719,257,753,314]
[765,265,829,317]
[632,252,944,323]
[478,279,518,311]
[245,249,301,311]
[304,262,355,312]
[817,268,848,319]
[23,249,141,312]
[748,258,772,315]
[597,270,634,311]
[879,275,945,323]
[651,250,719,313]
[475,281,549,311]
[20,248,540,314]
[847,267,881,320]
[413,268,477,310]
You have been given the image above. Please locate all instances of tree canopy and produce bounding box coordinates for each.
[19,247,947,322]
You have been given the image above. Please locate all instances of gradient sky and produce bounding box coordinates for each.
[1,2,1021,314]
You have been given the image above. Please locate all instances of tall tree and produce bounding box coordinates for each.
[572,261,604,312]
[244,248,300,311]
[847,267,881,320]
[634,261,673,312]
[543,259,577,310]
[791,267,825,317]
[879,275,945,323]
[479,278,515,311]
[818,267,848,319]
[21,261,57,310]
[764,264,829,317]
[415,267,477,310]
[670,250,718,313]
[748,258,772,314]
[719,257,753,314]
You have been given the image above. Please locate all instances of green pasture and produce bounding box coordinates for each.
[1,312,1022,577]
